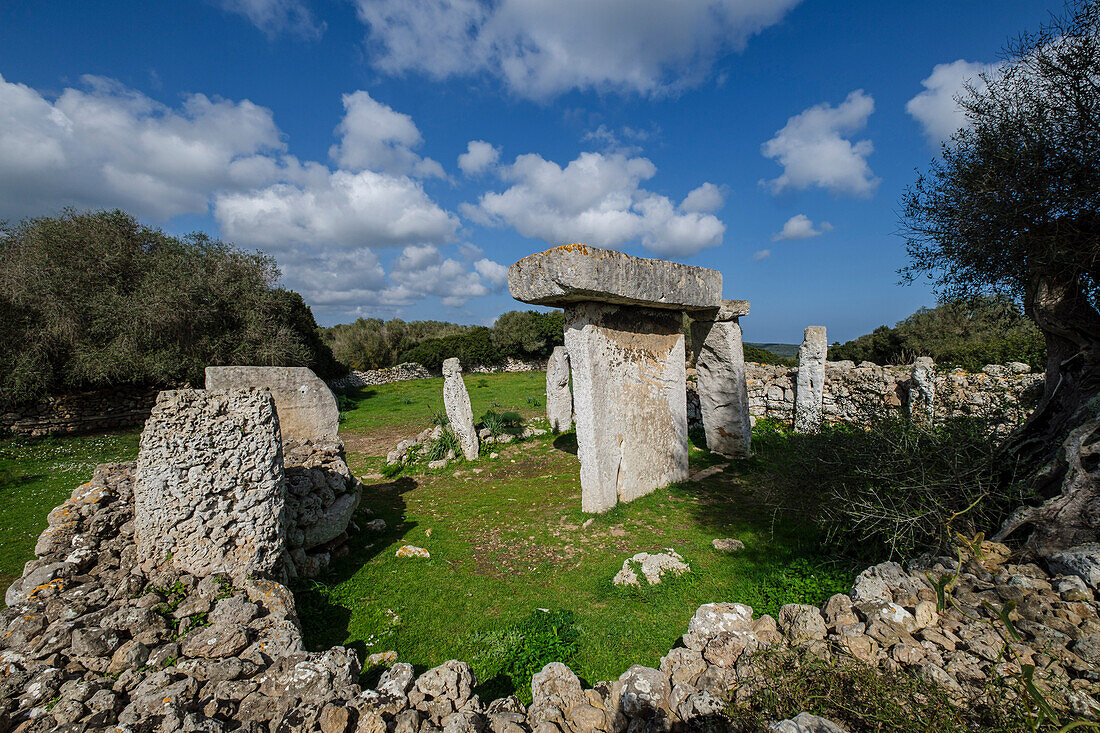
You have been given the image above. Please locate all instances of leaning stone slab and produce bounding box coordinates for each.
[508,243,722,311]
[566,302,689,512]
[134,389,286,583]
[691,317,751,458]
[545,346,573,432]
[443,358,479,461]
[793,326,827,433]
[205,366,339,443]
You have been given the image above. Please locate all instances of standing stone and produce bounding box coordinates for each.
[443,358,479,460]
[204,366,340,443]
[545,346,573,432]
[134,389,286,583]
[793,326,827,433]
[908,356,935,425]
[691,301,752,458]
[566,302,689,513]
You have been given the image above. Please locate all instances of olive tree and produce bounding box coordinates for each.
[901,2,1100,552]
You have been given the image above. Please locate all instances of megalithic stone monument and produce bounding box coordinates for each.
[509,243,741,513]
[545,346,573,432]
[793,326,827,432]
[443,357,479,460]
[909,356,936,426]
[690,300,752,458]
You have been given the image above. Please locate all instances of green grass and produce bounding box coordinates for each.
[0,430,140,588]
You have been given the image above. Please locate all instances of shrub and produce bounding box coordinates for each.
[743,344,797,367]
[0,209,340,408]
[398,328,501,370]
[422,428,460,462]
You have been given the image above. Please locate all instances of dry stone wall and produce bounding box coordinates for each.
[330,358,547,391]
[0,385,160,437]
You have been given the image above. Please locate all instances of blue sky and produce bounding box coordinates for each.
[0,0,1064,342]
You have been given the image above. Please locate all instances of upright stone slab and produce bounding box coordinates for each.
[546,346,573,432]
[565,302,689,513]
[443,358,479,460]
[134,389,286,583]
[691,302,752,458]
[909,356,936,425]
[793,326,827,433]
[204,366,339,443]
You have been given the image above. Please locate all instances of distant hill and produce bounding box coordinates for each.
[748,342,799,358]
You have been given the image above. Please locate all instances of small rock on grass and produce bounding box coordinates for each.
[614,550,690,586]
[366,650,398,667]
[712,538,744,553]
[396,545,430,559]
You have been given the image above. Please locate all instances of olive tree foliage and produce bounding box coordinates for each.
[0,209,340,408]
[900,2,1100,552]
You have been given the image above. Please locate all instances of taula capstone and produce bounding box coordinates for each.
[204,366,339,443]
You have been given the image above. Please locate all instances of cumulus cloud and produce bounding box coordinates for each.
[680,182,725,213]
[771,213,832,241]
[353,0,803,99]
[329,91,444,178]
[218,0,325,40]
[761,90,879,197]
[906,59,995,146]
[457,140,500,175]
[752,249,771,261]
[389,244,509,307]
[463,151,724,256]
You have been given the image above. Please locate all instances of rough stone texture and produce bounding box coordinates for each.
[772,712,851,733]
[545,346,573,432]
[691,318,752,458]
[1048,544,1100,588]
[908,356,936,425]
[565,301,688,513]
[443,358,479,461]
[0,384,161,437]
[793,326,827,433]
[134,390,286,583]
[613,550,690,586]
[508,243,722,311]
[205,366,339,443]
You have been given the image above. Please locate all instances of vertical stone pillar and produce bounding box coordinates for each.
[545,346,573,432]
[443,358,479,460]
[690,302,752,458]
[908,356,936,425]
[793,326,827,432]
[565,302,688,513]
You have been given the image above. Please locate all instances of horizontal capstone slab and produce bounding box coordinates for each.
[508,244,722,311]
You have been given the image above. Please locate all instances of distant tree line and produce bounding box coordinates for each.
[323,310,565,371]
[829,297,1045,371]
[0,210,340,409]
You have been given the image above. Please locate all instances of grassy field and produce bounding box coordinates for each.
[0,371,857,700]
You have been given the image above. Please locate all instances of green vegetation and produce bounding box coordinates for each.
[0,209,340,408]
[747,342,799,359]
[743,344,797,367]
[0,430,139,588]
[829,297,1045,371]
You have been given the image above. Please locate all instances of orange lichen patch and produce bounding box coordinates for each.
[27,578,66,599]
[554,242,591,255]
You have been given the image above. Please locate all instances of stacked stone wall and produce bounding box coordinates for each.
[330,358,547,391]
[688,361,1044,431]
[0,385,161,437]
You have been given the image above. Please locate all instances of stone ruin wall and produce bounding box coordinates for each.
[687,361,1044,431]
[0,384,162,437]
[331,358,547,391]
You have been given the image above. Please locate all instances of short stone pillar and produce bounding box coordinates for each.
[443,358,479,460]
[509,244,729,513]
[205,366,340,443]
[908,356,936,425]
[134,389,286,583]
[691,300,752,458]
[545,346,573,432]
[566,302,689,512]
[793,326,827,432]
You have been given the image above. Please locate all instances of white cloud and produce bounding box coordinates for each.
[457,140,500,175]
[389,245,508,307]
[464,151,724,256]
[761,90,880,197]
[771,213,832,241]
[906,59,994,146]
[0,73,285,221]
[752,249,771,261]
[353,0,803,99]
[218,0,325,40]
[329,91,444,178]
[474,258,508,287]
[680,182,725,213]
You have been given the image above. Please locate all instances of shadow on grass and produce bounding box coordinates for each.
[293,475,419,657]
[552,431,577,455]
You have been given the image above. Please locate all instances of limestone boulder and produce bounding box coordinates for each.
[545,346,573,432]
[794,326,827,433]
[691,317,752,458]
[443,358,479,461]
[1047,544,1100,588]
[613,550,690,586]
[204,366,339,442]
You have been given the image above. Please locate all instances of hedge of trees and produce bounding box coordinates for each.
[0,209,341,408]
[829,297,1045,371]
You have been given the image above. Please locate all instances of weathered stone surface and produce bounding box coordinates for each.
[772,713,851,733]
[443,358,479,461]
[1048,544,1100,588]
[908,357,936,425]
[545,346,573,432]
[134,390,285,583]
[691,318,752,457]
[613,550,690,586]
[205,366,339,442]
[695,298,751,321]
[508,243,722,310]
[793,326,827,433]
[565,302,688,513]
